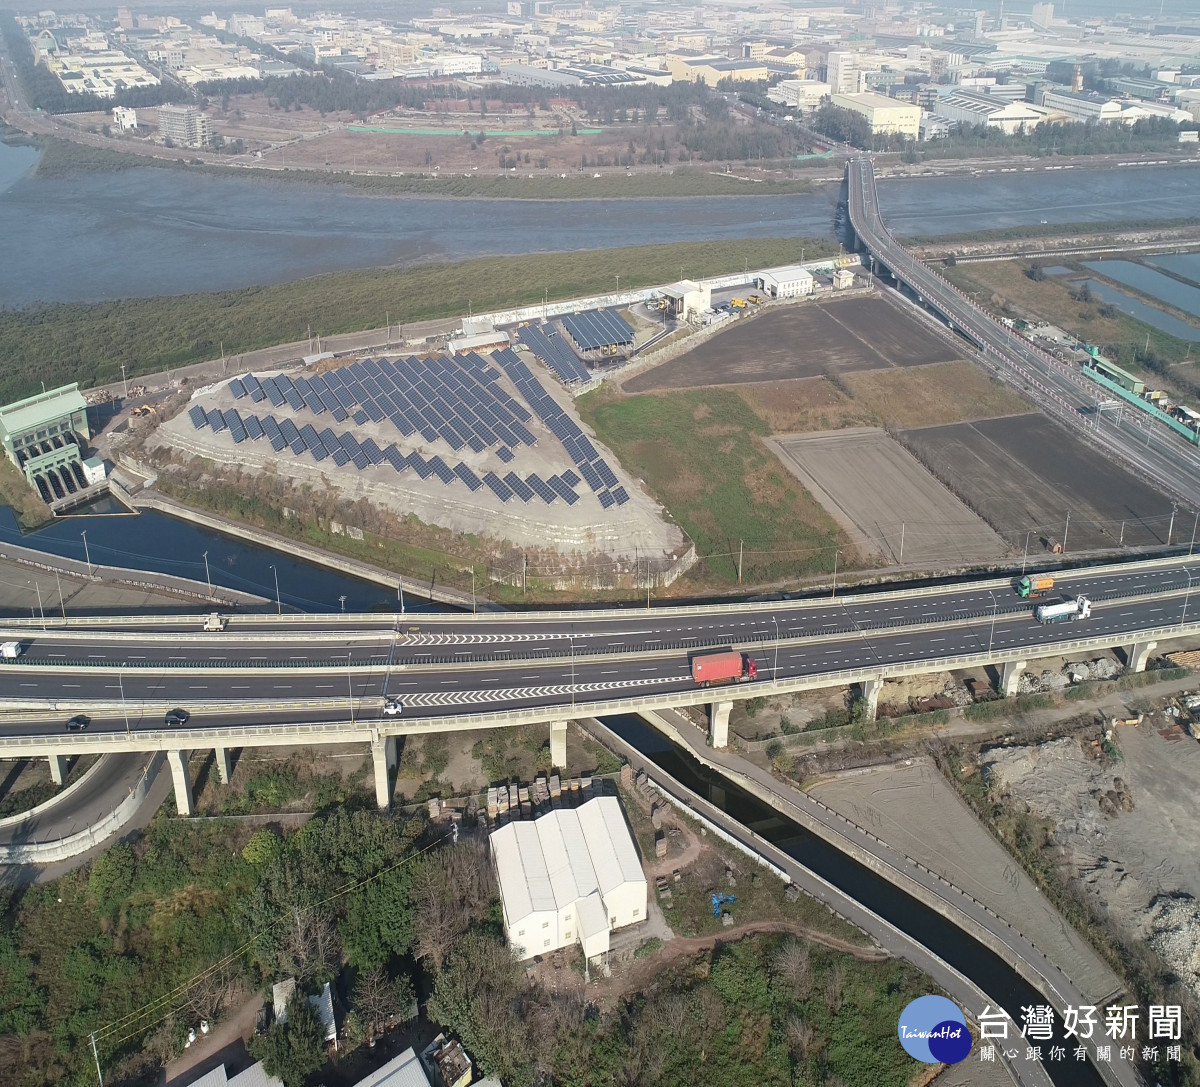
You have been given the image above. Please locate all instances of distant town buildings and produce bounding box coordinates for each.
[112,105,138,130]
[831,91,923,139]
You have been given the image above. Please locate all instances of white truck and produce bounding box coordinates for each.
[1,641,22,658]
[203,613,226,632]
[1034,596,1092,625]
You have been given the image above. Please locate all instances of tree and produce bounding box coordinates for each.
[251,993,327,1087]
[242,830,280,866]
[412,841,497,974]
[354,967,415,1041]
[88,842,135,915]
[772,938,812,997]
[339,864,416,972]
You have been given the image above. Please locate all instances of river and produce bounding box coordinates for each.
[2,139,1199,307]
[605,712,1104,1087]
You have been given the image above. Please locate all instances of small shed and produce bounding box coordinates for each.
[832,268,855,290]
[659,280,711,320]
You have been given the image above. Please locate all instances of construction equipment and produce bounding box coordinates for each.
[730,298,748,309]
[1109,714,1143,728]
[748,294,763,305]
[711,892,736,918]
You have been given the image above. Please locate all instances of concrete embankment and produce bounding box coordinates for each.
[0,538,265,610]
[133,492,481,611]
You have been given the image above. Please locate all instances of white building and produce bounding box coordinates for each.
[756,264,814,299]
[190,1062,282,1087]
[431,52,483,75]
[112,106,137,130]
[659,279,710,320]
[1040,89,1126,124]
[490,796,647,962]
[769,78,830,110]
[826,50,864,94]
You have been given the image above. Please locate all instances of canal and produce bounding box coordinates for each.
[603,713,1107,1087]
[0,504,446,614]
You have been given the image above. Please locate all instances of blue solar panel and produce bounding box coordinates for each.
[454,463,483,491]
[483,472,512,502]
[597,490,615,509]
[244,415,264,440]
[561,469,581,487]
[229,378,246,399]
[285,389,305,412]
[262,416,286,452]
[503,471,534,502]
[189,406,208,429]
[262,379,286,407]
[207,409,226,432]
[612,485,629,505]
[496,446,514,464]
[595,459,619,488]
[548,475,578,503]
[579,462,603,491]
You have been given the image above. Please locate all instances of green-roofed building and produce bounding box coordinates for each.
[0,384,90,490]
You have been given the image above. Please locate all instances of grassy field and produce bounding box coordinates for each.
[29,135,817,197]
[578,385,847,585]
[0,236,820,403]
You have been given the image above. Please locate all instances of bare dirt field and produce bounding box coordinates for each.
[768,428,1007,566]
[899,413,1175,550]
[623,295,964,392]
[981,708,1200,1002]
[809,760,1122,1005]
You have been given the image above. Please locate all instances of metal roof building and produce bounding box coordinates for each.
[350,1046,432,1087]
[187,1062,282,1087]
[0,383,89,488]
[490,795,647,961]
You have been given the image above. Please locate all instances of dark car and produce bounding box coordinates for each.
[66,714,90,731]
[164,708,190,725]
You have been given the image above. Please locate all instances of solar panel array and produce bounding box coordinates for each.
[196,355,630,508]
[517,325,590,385]
[492,348,630,507]
[561,308,634,351]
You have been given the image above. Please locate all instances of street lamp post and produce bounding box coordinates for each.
[569,631,576,708]
[54,567,65,619]
[831,549,840,599]
[471,570,476,615]
[1183,571,1196,631]
[81,530,92,576]
[202,551,212,600]
[987,590,998,654]
[398,579,405,616]
[346,652,355,724]
[1022,530,1032,575]
[120,363,129,401]
[269,565,281,616]
[32,581,44,630]
[118,664,130,734]
[771,615,780,681]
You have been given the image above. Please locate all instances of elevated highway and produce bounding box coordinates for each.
[0,554,1196,816]
[846,156,1200,510]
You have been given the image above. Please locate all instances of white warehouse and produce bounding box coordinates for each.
[756,264,814,299]
[490,796,647,962]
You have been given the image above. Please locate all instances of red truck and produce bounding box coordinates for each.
[690,650,758,687]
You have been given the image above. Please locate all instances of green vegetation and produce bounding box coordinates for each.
[963,693,1053,722]
[0,450,53,530]
[32,137,172,179]
[0,236,817,402]
[906,217,1200,248]
[578,386,844,586]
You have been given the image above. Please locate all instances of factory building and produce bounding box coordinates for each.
[659,280,711,320]
[0,384,91,497]
[756,264,814,299]
[933,90,1044,134]
[830,91,921,139]
[490,796,647,962]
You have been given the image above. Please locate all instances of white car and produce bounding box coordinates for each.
[383,698,403,716]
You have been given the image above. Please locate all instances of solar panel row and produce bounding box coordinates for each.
[491,348,628,507]
[517,325,590,385]
[561,308,634,352]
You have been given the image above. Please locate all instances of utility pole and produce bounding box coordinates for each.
[120,363,128,401]
[32,581,44,630]
[270,564,281,616]
[202,551,212,599]
[339,594,346,613]
[832,549,839,599]
[1168,502,1177,547]
[1062,511,1070,554]
[54,567,65,619]
[1191,511,1199,556]
[90,1033,104,1087]
[737,539,743,584]
[398,579,405,615]
[81,530,92,576]
[899,522,905,564]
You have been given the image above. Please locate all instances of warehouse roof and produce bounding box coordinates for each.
[188,1062,283,1087]
[491,796,643,925]
[350,1046,431,1087]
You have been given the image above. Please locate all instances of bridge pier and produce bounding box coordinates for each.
[371,736,397,810]
[1000,660,1027,697]
[861,676,885,722]
[47,753,66,786]
[213,746,233,785]
[167,749,193,817]
[1127,640,1158,674]
[709,700,732,748]
[550,721,567,770]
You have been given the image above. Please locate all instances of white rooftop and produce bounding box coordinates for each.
[186,1062,283,1087]
[350,1046,431,1087]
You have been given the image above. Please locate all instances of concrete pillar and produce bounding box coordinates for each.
[47,753,66,786]
[550,720,567,770]
[1000,660,1027,697]
[167,749,193,817]
[213,746,232,785]
[709,700,732,749]
[1127,640,1157,674]
[861,676,885,722]
[371,736,396,810]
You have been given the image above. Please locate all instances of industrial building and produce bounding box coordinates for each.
[0,384,92,498]
[490,795,647,962]
[768,78,830,111]
[932,90,1044,134]
[756,264,814,299]
[157,103,211,147]
[830,91,921,139]
[659,279,711,320]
